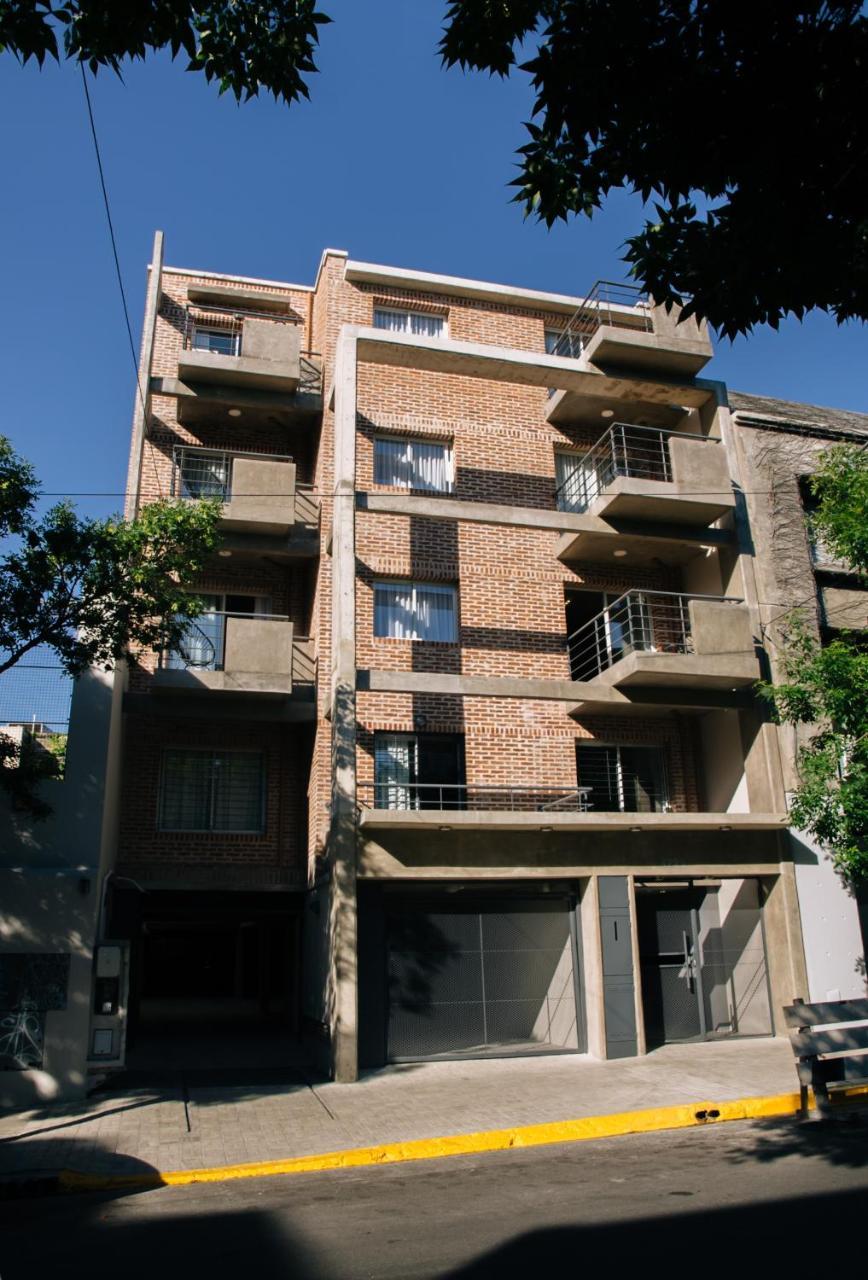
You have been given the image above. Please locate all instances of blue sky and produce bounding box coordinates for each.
[1,1,866,522]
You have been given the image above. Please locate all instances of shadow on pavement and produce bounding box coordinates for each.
[721,1109,868,1169]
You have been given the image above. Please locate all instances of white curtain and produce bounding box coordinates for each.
[374,437,413,487]
[374,583,456,641]
[375,734,417,810]
[556,450,600,513]
[413,441,453,492]
[375,438,452,492]
[373,309,444,338]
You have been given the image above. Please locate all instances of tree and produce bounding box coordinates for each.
[439,1,868,337]
[0,434,221,814]
[0,0,330,104]
[760,445,868,882]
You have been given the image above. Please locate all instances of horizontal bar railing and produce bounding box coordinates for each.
[162,611,290,672]
[170,445,296,501]
[567,589,743,682]
[357,783,592,812]
[555,423,718,513]
[548,279,651,363]
[575,749,672,814]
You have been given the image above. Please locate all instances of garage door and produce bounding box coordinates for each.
[385,897,583,1061]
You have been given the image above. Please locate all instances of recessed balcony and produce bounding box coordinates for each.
[177,306,304,393]
[567,590,760,691]
[152,614,315,697]
[356,783,784,834]
[171,446,319,539]
[556,423,734,526]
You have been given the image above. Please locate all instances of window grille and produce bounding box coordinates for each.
[158,749,264,832]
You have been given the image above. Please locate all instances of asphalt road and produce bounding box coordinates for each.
[1,1115,867,1279]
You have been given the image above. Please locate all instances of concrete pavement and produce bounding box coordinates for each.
[0,1038,798,1182]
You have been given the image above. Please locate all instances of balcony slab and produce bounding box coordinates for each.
[358,809,787,834]
[596,649,761,690]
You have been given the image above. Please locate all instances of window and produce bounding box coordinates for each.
[799,476,842,570]
[373,582,457,642]
[176,448,231,500]
[374,437,454,493]
[159,749,265,832]
[373,308,446,339]
[555,449,601,513]
[545,327,583,359]
[576,744,668,814]
[373,733,465,809]
[164,594,271,671]
[192,325,241,356]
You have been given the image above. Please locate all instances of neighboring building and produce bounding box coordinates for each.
[4,236,863,1105]
[729,391,868,1000]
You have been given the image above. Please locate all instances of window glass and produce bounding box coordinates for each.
[545,327,583,359]
[177,449,230,500]
[373,582,457,642]
[159,749,264,831]
[373,308,445,339]
[555,450,600,513]
[192,326,241,356]
[374,437,454,492]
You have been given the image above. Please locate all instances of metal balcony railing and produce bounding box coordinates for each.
[357,782,592,812]
[162,612,290,672]
[575,745,671,814]
[170,445,295,502]
[567,589,743,682]
[547,280,651,367]
[555,423,717,513]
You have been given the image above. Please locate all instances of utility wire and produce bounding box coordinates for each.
[79,63,164,500]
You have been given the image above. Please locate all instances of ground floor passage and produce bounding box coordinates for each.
[357,878,775,1067]
[107,887,303,1071]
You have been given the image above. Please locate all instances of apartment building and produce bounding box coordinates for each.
[5,234,862,1104]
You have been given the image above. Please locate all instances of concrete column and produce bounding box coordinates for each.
[124,230,163,520]
[761,848,810,1032]
[329,329,360,1081]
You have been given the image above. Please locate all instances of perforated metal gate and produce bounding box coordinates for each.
[385,897,583,1061]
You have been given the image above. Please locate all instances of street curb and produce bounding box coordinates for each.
[7,1086,866,1198]
[6,1089,812,1197]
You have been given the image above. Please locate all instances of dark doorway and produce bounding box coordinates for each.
[637,887,704,1046]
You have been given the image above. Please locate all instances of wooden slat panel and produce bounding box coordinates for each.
[789,1027,868,1057]
[819,1055,868,1086]
[783,998,868,1028]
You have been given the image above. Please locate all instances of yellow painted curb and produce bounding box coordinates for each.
[57,1089,815,1194]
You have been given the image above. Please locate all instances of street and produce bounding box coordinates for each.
[1,1114,866,1278]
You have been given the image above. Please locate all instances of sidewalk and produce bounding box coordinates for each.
[0,1038,797,1183]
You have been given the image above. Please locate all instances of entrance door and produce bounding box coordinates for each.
[637,888,704,1046]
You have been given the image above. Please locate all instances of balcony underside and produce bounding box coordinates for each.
[358,809,787,834]
[213,529,320,562]
[150,669,294,696]
[596,649,761,690]
[177,349,300,393]
[582,324,712,378]
[585,477,735,525]
[361,669,755,713]
[556,523,731,566]
[150,377,321,428]
[124,689,316,722]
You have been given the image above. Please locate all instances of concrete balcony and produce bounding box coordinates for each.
[568,591,760,692]
[177,309,303,393]
[556,424,734,527]
[153,615,315,697]
[171,447,319,540]
[356,784,785,835]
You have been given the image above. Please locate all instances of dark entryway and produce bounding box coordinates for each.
[109,888,302,1070]
[636,880,774,1048]
[359,890,585,1065]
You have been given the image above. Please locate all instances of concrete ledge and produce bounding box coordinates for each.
[357,809,788,833]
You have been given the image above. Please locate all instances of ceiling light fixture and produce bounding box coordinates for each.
[218,549,233,558]
[228,408,242,418]
[613,549,628,558]
[601,408,615,418]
